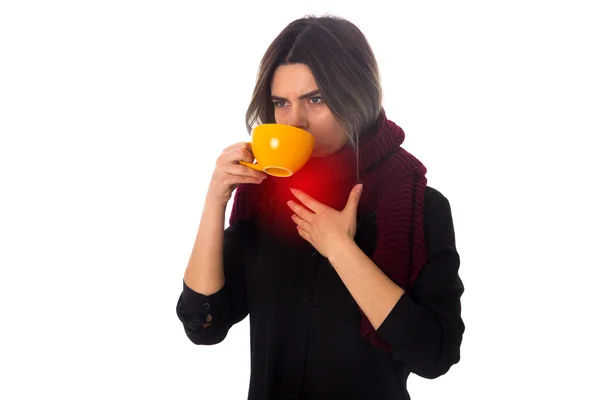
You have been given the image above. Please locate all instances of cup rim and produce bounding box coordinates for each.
[253,123,312,136]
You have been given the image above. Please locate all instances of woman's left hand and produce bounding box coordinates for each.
[287,184,363,259]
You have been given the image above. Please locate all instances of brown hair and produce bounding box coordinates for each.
[245,15,383,149]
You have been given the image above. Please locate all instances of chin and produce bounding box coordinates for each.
[310,149,329,158]
[311,145,345,158]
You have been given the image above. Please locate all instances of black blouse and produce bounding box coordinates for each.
[176,186,465,400]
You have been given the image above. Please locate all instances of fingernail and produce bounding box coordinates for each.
[355,184,363,193]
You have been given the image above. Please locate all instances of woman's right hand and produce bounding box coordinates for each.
[207,142,267,206]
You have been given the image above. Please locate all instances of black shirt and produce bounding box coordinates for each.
[176,186,465,399]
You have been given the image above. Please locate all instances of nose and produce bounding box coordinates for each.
[287,104,308,130]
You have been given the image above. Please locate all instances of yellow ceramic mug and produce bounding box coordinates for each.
[239,124,314,177]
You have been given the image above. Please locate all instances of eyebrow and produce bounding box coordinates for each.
[271,89,321,102]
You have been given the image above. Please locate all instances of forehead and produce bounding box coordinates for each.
[271,63,318,96]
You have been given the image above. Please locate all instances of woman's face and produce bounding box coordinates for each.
[271,63,349,157]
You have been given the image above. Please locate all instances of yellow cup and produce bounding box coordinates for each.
[239,124,314,177]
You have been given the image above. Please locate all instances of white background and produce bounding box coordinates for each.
[1,1,599,399]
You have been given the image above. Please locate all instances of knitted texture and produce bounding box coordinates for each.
[229,110,427,351]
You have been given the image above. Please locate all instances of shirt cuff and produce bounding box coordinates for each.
[181,280,227,318]
[376,293,421,351]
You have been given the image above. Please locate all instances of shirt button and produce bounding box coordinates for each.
[303,297,309,303]
[291,394,299,399]
[299,344,305,352]
[311,251,318,257]
[203,302,210,310]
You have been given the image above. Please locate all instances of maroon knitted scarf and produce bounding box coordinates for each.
[229,110,427,352]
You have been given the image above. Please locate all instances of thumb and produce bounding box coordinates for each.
[344,184,363,215]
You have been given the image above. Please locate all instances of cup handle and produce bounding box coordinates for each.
[238,142,264,172]
[239,160,264,172]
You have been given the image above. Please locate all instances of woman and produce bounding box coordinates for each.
[176,15,464,399]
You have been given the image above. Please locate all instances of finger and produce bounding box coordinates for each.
[290,188,327,213]
[343,184,363,216]
[287,200,314,222]
[291,213,311,231]
[296,225,311,242]
[223,174,265,186]
[224,147,255,164]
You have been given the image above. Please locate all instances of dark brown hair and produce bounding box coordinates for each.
[245,15,382,148]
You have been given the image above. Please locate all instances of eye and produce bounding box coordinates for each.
[273,100,287,108]
[309,96,324,104]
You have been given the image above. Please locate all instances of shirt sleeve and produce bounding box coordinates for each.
[376,188,465,379]
[175,219,253,345]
